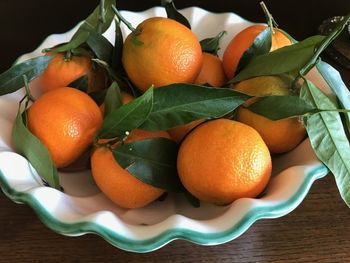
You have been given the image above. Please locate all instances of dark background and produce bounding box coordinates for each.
[1,1,350,262]
[0,0,349,72]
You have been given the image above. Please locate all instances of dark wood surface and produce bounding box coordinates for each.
[1,1,350,262]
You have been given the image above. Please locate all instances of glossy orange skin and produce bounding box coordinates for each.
[122,17,203,93]
[222,25,292,79]
[34,53,107,93]
[168,119,204,144]
[91,130,171,209]
[27,87,103,168]
[237,108,306,154]
[169,53,227,144]
[194,52,227,87]
[233,76,307,154]
[177,119,272,205]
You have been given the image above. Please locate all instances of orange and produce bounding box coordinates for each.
[120,91,134,105]
[91,129,171,209]
[234,75,306,154]
[177,119,272,205]
[222,25,292,79]
[27,87,103,168]
[122,17,203,93]
[194,52,227,87]
[169,53,227,143]
[168,119,203,144]
[34,52,107,94]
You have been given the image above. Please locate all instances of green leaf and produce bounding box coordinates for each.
[46,30,91,53]
[161,0,191,29]
[46,0,116,53]
[113,137,184,192]
[89,89,107,106]
[230,35,326,83]
[12,108,60,189]
[86,30,114,64]
[104,81,122,116]
[70,47,92,57]
[236,27,272,74]
[91,0,117,34]
[97,88,154,139]
[140,84,250,131]
[200,31,226,55]
[0,56,52,96]
[122,76,142,98]
[68,74,88,92]
[248,95,317,120]
[111,19,124,73]
[92,58,118,81]
[299,13,350,76]
[300,79,350,207]
[316,60,350,131]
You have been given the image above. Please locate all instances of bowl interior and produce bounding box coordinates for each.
[0,7,331,252]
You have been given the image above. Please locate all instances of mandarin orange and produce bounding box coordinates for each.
[222,25,291,79]
[34,53,106,94]
[234,76,306,154]
[27,87,103,167]
[194,52,227,87]
[91,129,171,209]
[122,17,202,92]
[177,119,272,205]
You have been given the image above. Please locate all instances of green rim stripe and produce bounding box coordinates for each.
[1,6,336,253]
[0,164,328,253]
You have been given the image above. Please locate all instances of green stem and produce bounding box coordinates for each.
[213,31,227,56]
[22,75,35,103]
[259,1,277,34]
[93,137,120,150]
[299,13,350,77]
[64,50,72,61]
[120,131,130,145]
[319,109,350,114]
[112,5,136,32]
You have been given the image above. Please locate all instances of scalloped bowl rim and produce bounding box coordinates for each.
[0,6,331,253]
[0,163,327,252]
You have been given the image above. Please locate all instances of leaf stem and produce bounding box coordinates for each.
[318,109,350,114]
[22,75,35,103]
[64,50,72,61]
[112,5,136,32]
[259,1,278,34]
[93,137,119,150]
[299,13,350,77]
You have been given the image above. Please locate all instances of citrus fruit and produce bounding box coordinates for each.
[34,52,107,94]
[194,52,227,87]
[169,53,227,143]
[233,75,306,154]
[91,129,171,209]
[222,25,292,79]
[177,119,272,205]
[168,120,203,144]
[122,17,203,93]
[121,91,134,104]
[27,87,103,168]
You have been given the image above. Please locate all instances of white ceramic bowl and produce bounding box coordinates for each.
[0,7,331,253]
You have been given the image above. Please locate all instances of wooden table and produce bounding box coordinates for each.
[1,1,350,262]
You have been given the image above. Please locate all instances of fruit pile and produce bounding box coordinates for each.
[1,1,350,209]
